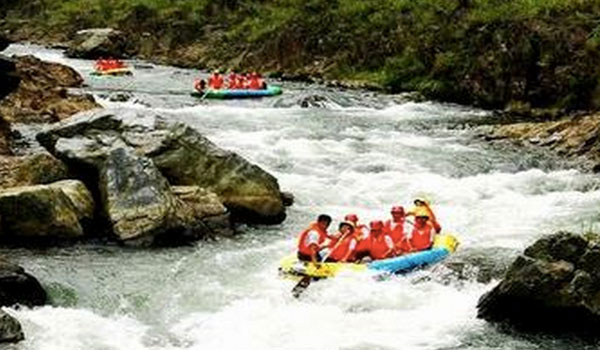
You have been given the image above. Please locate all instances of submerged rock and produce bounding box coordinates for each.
[477,231,600,337]
[0,310,24,343]
[0,180,94,241]
[66,28,134,59]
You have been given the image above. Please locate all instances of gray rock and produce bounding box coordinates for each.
[0,180,94,240]
[477,232,600,337]
[0,310,23,343]
[66,28,135,59]
[37,108,286,225]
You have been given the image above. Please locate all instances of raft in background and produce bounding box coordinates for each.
[90,67,133,76]
[191,85,283,99]
[279,234,459,279]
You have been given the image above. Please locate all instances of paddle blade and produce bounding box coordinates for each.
[291,276,312,298]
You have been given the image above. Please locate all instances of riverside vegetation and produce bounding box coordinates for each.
[3,0,600,112]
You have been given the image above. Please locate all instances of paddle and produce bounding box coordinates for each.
[291,231,350,298]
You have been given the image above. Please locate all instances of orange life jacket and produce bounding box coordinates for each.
[353,225,370,254]
[385,219,410,252]
[297,222,328,257]
[248,77,262,90]
[409,224,434,251]
[327,234,357,262]
[369,233,394,260]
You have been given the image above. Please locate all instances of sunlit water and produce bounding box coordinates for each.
[2,44,600,350]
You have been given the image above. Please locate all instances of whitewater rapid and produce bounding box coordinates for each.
[2,44,600,350]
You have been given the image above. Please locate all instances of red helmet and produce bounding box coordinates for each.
[369,220,384,230]
[391,206,405,214]
[344,214,359,223]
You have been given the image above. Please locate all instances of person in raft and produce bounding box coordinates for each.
[344,213,370,260]
[297,214,332,263]
[384,206,411,254]
[368,220,395,260]
[405,198,441,251]
[208,70,224,89]
[320,221,358,263]
[193,78,207,93]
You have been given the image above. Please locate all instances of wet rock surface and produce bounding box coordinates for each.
[0,55,99,124]
[476,113,600,172]
[38,108,287,225]
[66,28,135,59]
[0,180,94,241]
[477,232,600,337]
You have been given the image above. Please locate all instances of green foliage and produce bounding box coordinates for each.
[5,0,600,110]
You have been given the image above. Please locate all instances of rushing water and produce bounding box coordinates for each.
[2,44,600,350]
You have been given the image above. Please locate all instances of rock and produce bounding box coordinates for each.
[281,191,294,207]
[172,186,234,237]
[108,92,132,102]
[0,35,11,51]
[54,135,205,245]
[146,123,286,224]
[0,180,94,241]
[0,55,99,124]
[477,232,600,336]
[0,56,19,101]
[37,108,287,225]
[299,94,330,108]
[66,28,134,59]
[0,310,24,343]
[0,257,47,307]
[0,153,69,189]
[478,113,600,173]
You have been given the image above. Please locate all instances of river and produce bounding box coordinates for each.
[1,44,600,350]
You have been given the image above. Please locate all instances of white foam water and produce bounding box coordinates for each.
[2,44,600,350]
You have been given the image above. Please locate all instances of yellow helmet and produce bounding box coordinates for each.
[414,207,430,218]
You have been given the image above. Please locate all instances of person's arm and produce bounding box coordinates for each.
[422,203,441,233]
[384,235,395,257]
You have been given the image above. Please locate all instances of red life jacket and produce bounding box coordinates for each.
[297,222,327,257]
[327,235,357,262]
[409,224,434,251]
[354,225,370,254]
[385,219,410,252]
[369,233,394,260]
[249,77,261,90]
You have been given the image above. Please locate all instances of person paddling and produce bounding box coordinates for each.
[344,213,370,261]
[297,214,332,263]
[322,221,358,263]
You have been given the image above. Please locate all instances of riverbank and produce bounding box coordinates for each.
[476,111,600,173]
[3,1,600,112]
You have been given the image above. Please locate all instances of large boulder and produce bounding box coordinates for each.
[0,180,94,241]
[66,28,134,59]
[0,153,69,189]
[0,55,99,124]
[51,134,209,245]
[477,232,600,336]
[37,108,287,224]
